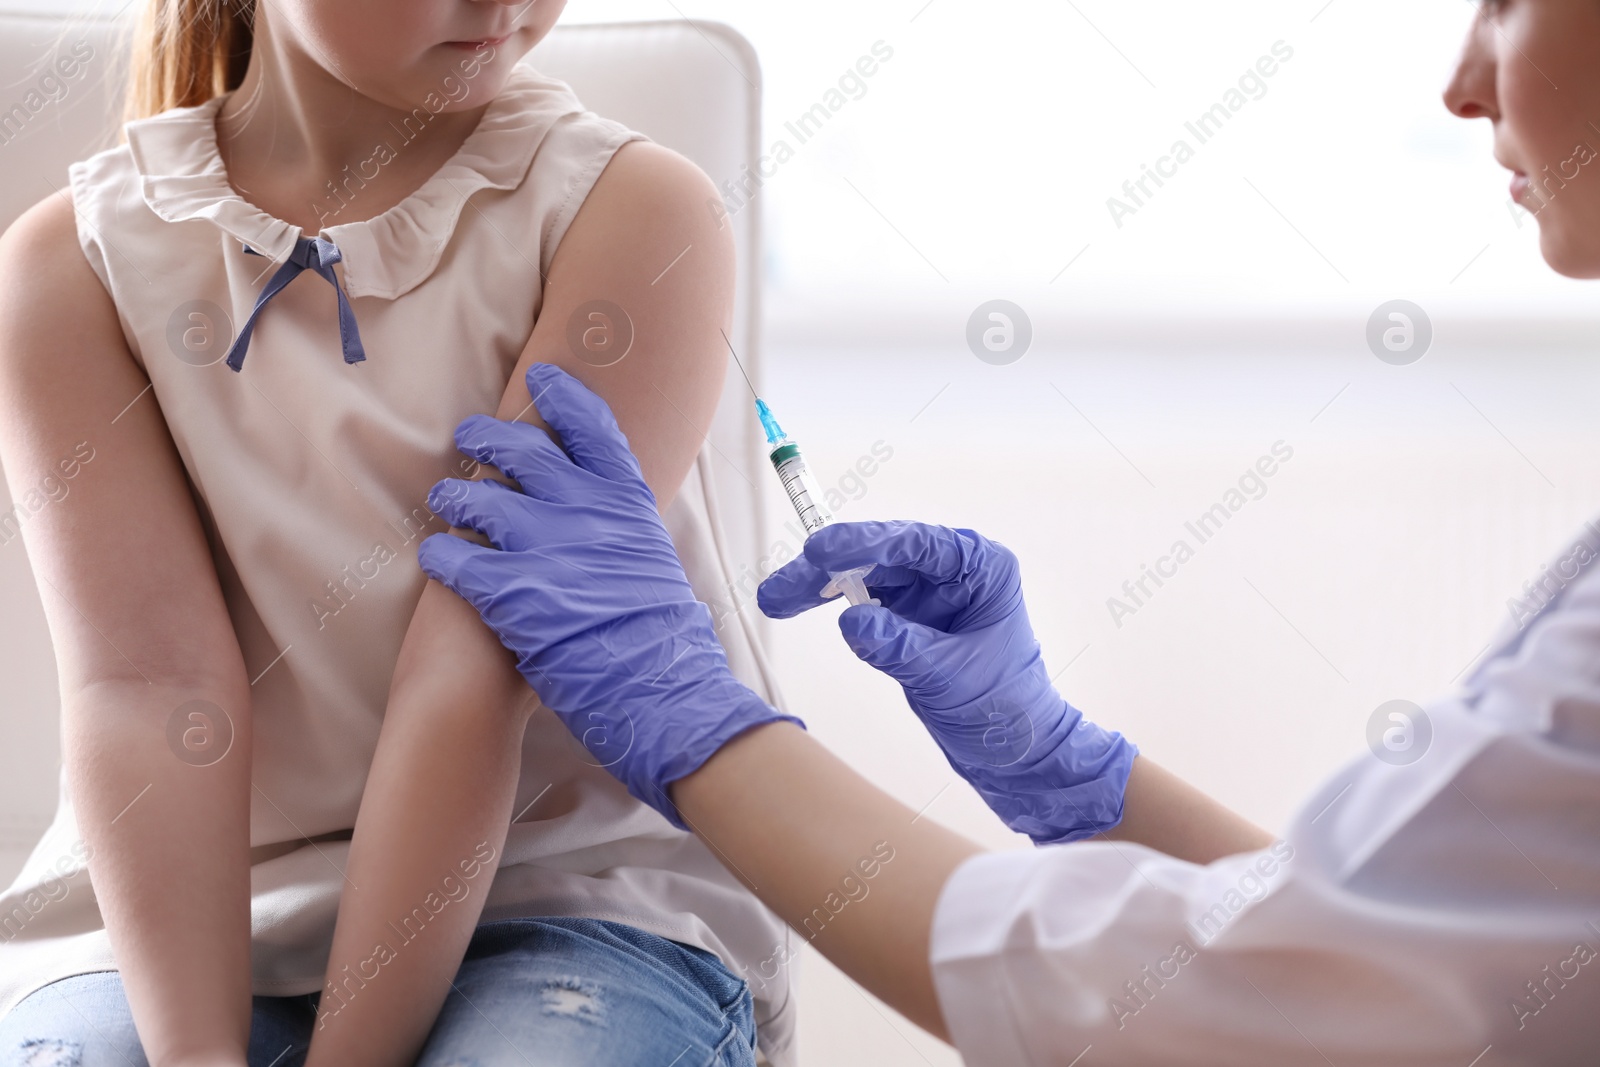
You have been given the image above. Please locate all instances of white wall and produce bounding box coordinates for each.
[568,0,1590,322]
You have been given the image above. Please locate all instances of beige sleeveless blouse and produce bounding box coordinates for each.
[0,59,795,1062]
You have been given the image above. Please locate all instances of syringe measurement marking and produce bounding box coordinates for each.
[776,460,828,533]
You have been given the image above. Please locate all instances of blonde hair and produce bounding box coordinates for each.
[120,0,254,131]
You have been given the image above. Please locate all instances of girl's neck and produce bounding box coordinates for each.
[215,21,492,234]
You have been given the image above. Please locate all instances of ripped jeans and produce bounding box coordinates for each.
[0,918,757,1067]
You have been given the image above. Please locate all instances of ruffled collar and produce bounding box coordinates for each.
[125,62,579,300]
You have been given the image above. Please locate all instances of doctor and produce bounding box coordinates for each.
[416,5,1600,1063]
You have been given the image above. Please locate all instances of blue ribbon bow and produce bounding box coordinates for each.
[225,235,367,372]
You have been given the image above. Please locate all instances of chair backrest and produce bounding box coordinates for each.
[0,9,770,870]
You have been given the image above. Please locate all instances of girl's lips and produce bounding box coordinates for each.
[1510,170,1531,202]
[446,35,508,50]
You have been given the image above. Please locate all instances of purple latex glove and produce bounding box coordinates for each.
[758,520,1137,844]
[418,363,801,828]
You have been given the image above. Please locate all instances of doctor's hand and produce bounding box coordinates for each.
[416,362,801,829]
[758,521,1138,844]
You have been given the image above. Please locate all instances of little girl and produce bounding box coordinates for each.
[0,1,792,1064]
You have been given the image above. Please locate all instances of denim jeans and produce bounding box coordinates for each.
[0,917,757,1066]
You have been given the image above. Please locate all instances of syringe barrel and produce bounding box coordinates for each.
[769,441,831,535]
[767,439,879,605]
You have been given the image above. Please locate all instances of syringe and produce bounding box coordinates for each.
[720,331,877,607]
[755,399,878,606]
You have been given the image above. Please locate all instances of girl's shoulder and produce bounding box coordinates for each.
[0,185,104,309]
[0,183,132,390]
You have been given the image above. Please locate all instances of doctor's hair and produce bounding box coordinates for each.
[120,0,255,130]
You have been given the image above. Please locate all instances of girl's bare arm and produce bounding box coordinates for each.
[0,195,255,1066]
[304,140,736,1066]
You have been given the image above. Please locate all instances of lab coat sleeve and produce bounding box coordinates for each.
[928,695,1600,1066]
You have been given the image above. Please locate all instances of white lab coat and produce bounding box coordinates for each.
[930,517,1600,1066]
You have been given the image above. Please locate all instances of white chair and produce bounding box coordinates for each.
[0,6,779,893]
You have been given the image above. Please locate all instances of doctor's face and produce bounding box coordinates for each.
[1444,0,1600,277]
